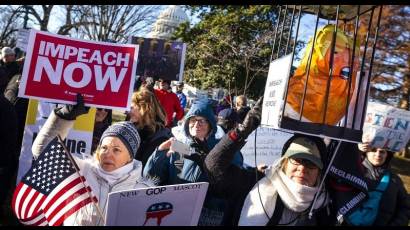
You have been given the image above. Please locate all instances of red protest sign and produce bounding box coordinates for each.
[18,30,138,110]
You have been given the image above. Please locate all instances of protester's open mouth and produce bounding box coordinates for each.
[102,162,115,167]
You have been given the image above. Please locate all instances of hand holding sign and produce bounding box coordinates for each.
[236,96,263,139]
[54,93,90,120]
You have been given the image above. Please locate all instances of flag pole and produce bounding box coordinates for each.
[308,139,342,219]
[57,135,105,223]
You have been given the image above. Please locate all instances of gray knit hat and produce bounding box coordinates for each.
[99,121,141,158]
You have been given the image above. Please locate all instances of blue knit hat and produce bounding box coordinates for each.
[99,121,141,158]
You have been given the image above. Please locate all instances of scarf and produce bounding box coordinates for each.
[96,160,135,185]
[238,157,328,226]
[362,157,389,181]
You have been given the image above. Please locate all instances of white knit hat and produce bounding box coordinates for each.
[1,47,15,58]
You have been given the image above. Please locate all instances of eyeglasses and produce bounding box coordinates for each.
[288,158,318,169]
[189,118,208,126]
[97,108,109,112]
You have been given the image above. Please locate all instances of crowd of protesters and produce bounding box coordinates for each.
[0,45,409,226]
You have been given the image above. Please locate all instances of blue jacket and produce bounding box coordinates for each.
[143,99,243,225]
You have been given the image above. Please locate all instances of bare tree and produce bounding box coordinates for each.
[74,5,161,42]
[0,6,24,47]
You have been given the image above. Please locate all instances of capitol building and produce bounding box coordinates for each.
[147,5,190,40]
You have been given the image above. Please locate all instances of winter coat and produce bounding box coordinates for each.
[154,89,184,127]
[0,94,18,207]
[4,74,29,150]
[135,126,172,169]
[32,112,154,226]
[143,99,244,225]
[0,61,20,93]
[361,157,410,226]
[204,133,335,226]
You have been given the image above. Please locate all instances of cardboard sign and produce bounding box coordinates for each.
[16,99,95,184]
[241,127,292,167]
[105,182,209,226]
[261,54,293,128]
[362,101,410,152]
[129,36,186,81]
[18,29,139,110]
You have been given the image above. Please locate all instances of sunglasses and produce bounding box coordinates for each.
[97,108,109,112]
[288,158,318,169]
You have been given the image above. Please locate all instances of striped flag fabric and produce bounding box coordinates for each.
[12,137,97,226]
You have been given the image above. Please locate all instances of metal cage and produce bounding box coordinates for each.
[270,5,383,142]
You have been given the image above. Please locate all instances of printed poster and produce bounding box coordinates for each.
[129,36,187,82]
[18,29,139,110]
[105,182,208,226]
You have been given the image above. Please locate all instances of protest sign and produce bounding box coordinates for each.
[362,101,410,152]
[105,182,208,226]
[241,127,292,167]
[129,36,186,82]
[261,54,293,128]
[18,29,139,110]
[16,99,95,184]
[16,28,30,52]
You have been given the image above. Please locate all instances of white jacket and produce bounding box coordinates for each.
[32,112,154,226]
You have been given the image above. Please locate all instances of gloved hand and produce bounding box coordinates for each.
[235,96,263,139]
[54,94,90,120]
[184,140,208,166]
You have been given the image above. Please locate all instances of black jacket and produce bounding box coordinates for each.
[136,126,172,168]
[361,157,410,226]
[0,94,18,206]
[0,61,20,93]
[204,132,335,225]
[4,74,29,150]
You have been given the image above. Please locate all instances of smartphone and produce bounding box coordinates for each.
[170,139,190,157]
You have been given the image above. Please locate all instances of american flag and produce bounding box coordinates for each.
[12,137,97,226]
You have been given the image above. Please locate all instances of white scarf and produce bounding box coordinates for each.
[238,157,328,226]
[96,160,135,185]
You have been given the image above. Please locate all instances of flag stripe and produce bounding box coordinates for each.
[48,193,93,226]
[22,189,37,218]
[46,185,89,220]
[44,177,84,215]
[28,192,45,217]
[11,182,24,219]
[16,184,30,219]
[20,211,48,226]
[40,174,79,210]
[52,197,94,226]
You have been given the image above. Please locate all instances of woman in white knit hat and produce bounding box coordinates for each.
[31,95,154,226]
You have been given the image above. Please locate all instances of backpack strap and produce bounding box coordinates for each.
[375,171,390,192]
[266,196,285,226]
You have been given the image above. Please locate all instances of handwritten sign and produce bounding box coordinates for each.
[261,54,293,128]
[241,127,292,167]
[363,101,410,152]
[105,182,208,226]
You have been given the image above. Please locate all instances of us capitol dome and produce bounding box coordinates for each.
[147,5,190,40]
